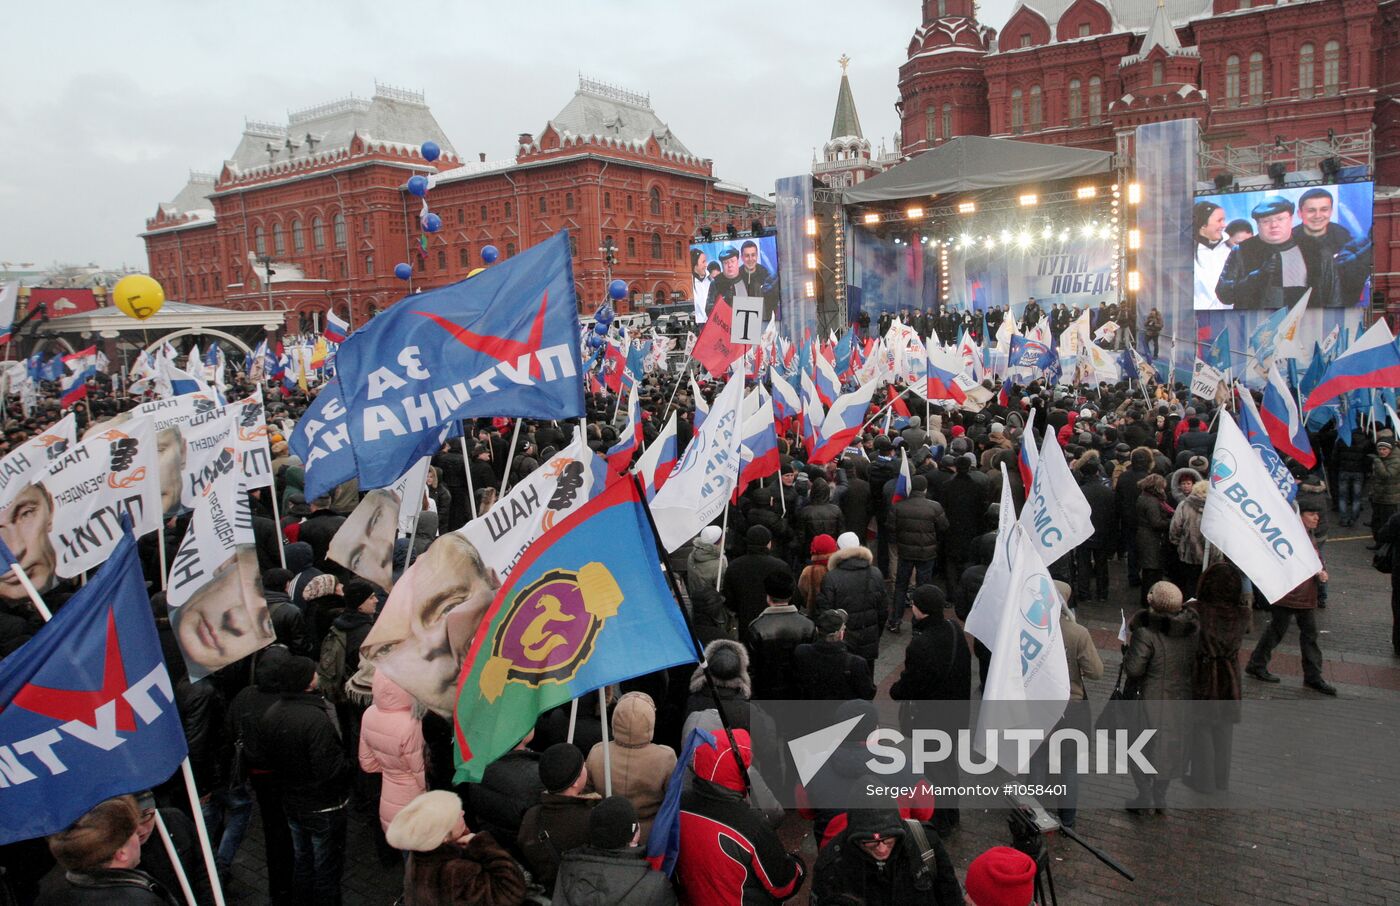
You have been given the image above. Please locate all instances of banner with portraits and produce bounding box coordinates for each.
[328,456,431,592]
[361,432,608,716]
[0,413,76,510]
[42,419,163,580]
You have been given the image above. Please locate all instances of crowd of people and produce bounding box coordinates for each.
[2,326,1394,906]
[859,298,1127,349]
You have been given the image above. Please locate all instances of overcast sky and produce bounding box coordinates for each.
[0,0,1017,270]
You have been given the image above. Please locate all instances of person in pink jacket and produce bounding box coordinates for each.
[358,670,427,832]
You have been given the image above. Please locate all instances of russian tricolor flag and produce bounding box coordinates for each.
[1017,409,1038,491]
[690,375,709,434]
[1261,363,1315,468]
[0,282,17,346]
[735,390,781,498]
[634,412,679,501]
[800,369,825,458]
[892,449,912,504]
[814,353,841,409]
[770,367,802,434]
[60,346,98,406]
[925,346,968,404]
[1305,319,1400,411]
[809,380,877,465]
[324,309,350,343]
[606,383,642,474]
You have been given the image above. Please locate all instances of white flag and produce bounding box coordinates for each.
[1201,414,1322,603]
[650,371,745,551]
[975,521,1071,772]
[1018,426,1093,565]
[1118,609,1130,644]
[1272,291,1311,362]
[43,418,163,579]
[964,465,1017,647]
[0,412,77,510]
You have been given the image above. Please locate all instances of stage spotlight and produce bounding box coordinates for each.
[864,212,880,224]
[806,252,817,270]
[1060,229,1070,241]
[959,234,973,248]
[984,237,996,250]
[1081,223,1096,238]
[1127,183,1141,205]
[701,227,713,241]
[1076,186,1098,200]
[1100,224,1113,239]
[958,202,976,214]
[805,217,818,236]
[1015,232,1031,248]
[1320,156,1342,179]
[999,229,1011,243]
[1128,228,1141,250]
[1213,173,1234,191]
[1268,162,1287,187]
[727,223,738,239]
[1041,225,1053,240]
[907,206,924,219]
[804,280,816,298]
[1127,271,1141,292]
[1019,193,1038,207]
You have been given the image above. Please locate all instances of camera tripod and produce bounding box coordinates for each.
[1006,796,1134,906]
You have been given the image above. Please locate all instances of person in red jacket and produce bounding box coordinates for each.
[676,729,805,905]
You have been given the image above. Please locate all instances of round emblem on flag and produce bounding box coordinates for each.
[1210,451,1237,486]
[1021,575,1055,632]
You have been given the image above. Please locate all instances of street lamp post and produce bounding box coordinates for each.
[598,239,618,312]
[256,255,276,312]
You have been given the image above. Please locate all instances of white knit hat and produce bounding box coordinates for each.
[699,525,723,545]
[386,791,462,852]
[836,531,861,550]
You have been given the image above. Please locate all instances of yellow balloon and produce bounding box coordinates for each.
[112,274,165,321]
[467,267,487,278]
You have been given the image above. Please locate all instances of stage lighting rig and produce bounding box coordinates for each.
[864,212,880,225]
[1019,193,1038,206]
[1126,183,1141,205]
[1076,185,1097,199]
[906,206,924,220]
[726,223,738,239]
[958,202,976,214]
[700,227,713,241]
[805,217,817,236]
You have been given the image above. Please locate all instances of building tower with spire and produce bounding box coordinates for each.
[814,55,898,188]
[897,0,994,157]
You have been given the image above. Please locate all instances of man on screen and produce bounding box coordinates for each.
[1215,196,1340,309]
[739,239,780,320]
[706,247,744,312]
[1293,187,1372,304]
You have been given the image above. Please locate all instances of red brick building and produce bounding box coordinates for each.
[896,0,1400,315]
[142,80,761,326]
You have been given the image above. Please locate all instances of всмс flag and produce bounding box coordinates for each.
[453,478,698,783]
[329,231,584,491]
[0,532,188,845]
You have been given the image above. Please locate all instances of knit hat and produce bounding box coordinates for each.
[1379,439,1394,451]
[745,525,771,546]
[814,608,847,634]
[764,571,794,603]
[588,796,640,850]
[1147,580,1185,614]
[965,846,1037,906]
[836,531,861,550]
[699,525,723,545]
[910,585,945,616]
[385,791,463,853]
[1188,455,1209,473]
[539,743,586,794]
[277,656,316,693]
[809,534,837,556]
[990,423,1005,436]
[706,640,744,682]
[303,574,338,601]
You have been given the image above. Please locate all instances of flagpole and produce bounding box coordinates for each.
[715,505,730,592]
[598,687,613,798]
[566,698,579,745]
[858,385,913,435]
[153,810,199,906]
[630,473,751,795]
[180,758,227,906]
[7,560,50,621]
[459,433,478,522]
[157,521,168,591]
[499,419,523,496]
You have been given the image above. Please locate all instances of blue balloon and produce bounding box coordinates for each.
[608,279,628,301]
[394,263,412,280]
[423,212,442,233]
[596,305,614,325]
[407,175,429,197]
[594,321,609,335]
[586,333,603,349]
[481,245,499,264]
[421,141,441,162]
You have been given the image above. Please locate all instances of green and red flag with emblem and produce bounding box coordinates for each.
[452,478,698,783]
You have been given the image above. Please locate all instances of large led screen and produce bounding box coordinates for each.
[1193,182,1372,310]
[689,235,780,323]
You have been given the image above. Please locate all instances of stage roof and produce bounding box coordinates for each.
[842,136,1113,204]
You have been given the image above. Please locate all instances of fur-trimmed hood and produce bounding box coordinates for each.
[828,546,874,570]
[1129,606,1200,638]
[689,638,751,697]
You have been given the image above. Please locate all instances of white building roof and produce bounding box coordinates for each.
[543,77,695,159]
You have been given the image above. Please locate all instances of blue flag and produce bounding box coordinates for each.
[327,232,584,491]
[1207,328,1232,373]
[646,726,716,875]
[0,533,187,845]
[289,377,357,500]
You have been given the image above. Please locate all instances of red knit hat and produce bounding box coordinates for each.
[810,534,837,556]
[691,729,752,794]
[965,846,1036,906]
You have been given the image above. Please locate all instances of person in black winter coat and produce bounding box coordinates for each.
[745,487,794,565]
[816,534,888,670]
[42,796,181,906]
[284,542,323,613]
[296,498,347,573]
[1076,462,1117,602]
[256,656,352,905]
[723,525,791,633]
[467,735,544,863]
[837,456,874,539]
[1115,449,1153,586]
[795,479,843,566]
[888,477,949,631]
[744,572,816,700]
[227,647,296,904]
[553,796,676,906]
[261,568,310,656]
[810,807,961,906]
[937,459,987,589]
[792,610,875,701]
[682,639,752,736]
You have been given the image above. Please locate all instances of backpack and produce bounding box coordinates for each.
[317,626,349,704]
